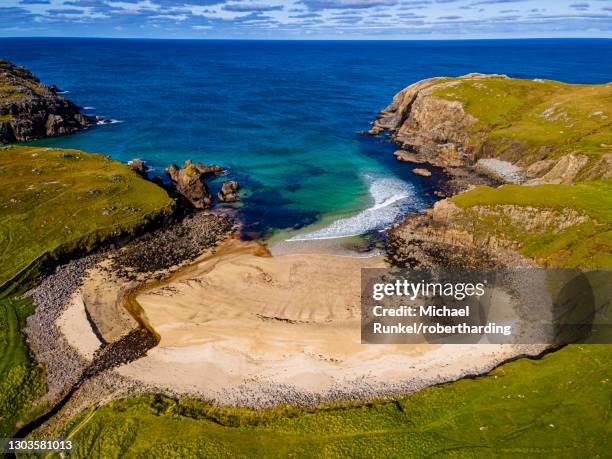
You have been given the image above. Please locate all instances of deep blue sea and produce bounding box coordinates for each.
[1,38,611,241]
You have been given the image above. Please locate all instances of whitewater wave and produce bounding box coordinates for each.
[288,175,421,241]
[97,118,123,125]
[83,106,96,110]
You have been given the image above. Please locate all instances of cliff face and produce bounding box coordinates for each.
[371,73,612,185]
[0,60,95,144]
[371,75,482,168]
[379,75,612,269]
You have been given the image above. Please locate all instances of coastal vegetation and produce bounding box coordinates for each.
[1,64,609,457]
[0,145,173,435]
[46,345,610,457]
[449,179,612,268]
[372,74,611,184]
[0,146,174,284]
[431,76,612,164]
[0,280,46,437]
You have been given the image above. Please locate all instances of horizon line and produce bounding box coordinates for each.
[1,36,611,42]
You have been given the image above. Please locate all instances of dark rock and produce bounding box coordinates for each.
[48,84,62,94]
[0,59,96,144]
[95,116,113,125]
[218,180,240,202]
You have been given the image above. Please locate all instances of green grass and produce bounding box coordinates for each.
[1,83,609,456]
[431,76,612,166]
[0,272,47,437]
[0,146,174,284]
[449,180,612,268]
[0,146,173,436]
[0,60,48,103]
[46,344,611,458]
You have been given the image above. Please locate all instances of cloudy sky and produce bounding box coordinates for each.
[0,0,611,39]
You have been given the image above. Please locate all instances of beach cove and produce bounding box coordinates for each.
[1,38,610,455]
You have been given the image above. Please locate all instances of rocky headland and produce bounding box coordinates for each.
[0,60,98,144]
[369,73,611,190]
[371,74,611,269]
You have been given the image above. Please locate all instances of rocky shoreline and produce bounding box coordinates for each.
[366,73,610,269]
[366,73,611,194]
[25,211,235,410]
[0,60,100,143]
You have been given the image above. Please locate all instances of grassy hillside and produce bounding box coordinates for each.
[5,76,610,457]
[0,146,174,284]
[431,76,612,166]
[0,275,47,437]
[0,146,173,436]
[449,179,612,268]
[47,345,610,458]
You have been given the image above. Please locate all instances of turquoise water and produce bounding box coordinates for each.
[1,38,610,240]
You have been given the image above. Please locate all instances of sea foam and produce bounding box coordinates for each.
[288,174,420,241]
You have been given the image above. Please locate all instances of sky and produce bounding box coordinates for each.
[0,0,611,39]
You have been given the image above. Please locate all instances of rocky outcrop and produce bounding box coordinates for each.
[0,60,96,143]
[195,163,225,179]
[526,154,588,185]
[369,73,611,187]
[387,196,595,269]
[369,75,494,169]
[379,74,610,270]
[394,150,421,163]
[165,160,214,209]
[128,159,147,177]
[412,168,431,177]
[218,180,240,202]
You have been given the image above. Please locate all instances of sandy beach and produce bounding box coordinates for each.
[52,237,545,406]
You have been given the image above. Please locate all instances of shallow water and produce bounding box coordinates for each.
[2,38,610,239]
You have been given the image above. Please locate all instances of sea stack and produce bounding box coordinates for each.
[218,180,240,202]
[165,160,214,209]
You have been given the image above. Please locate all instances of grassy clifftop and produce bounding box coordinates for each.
[431,76,612,164]
[0,146,173,436]
[0,146,174,284]
[448,179,612,268]
[380,75,611,269]
[374,74,611,183]
[0,60,49,103]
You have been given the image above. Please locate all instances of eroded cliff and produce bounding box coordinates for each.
[378,75,612,269]
[371,73,612,186]
[0,60,95,143]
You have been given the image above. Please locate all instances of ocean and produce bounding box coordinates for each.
[1,38,611,240]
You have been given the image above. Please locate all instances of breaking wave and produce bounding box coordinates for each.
[288,174,421,241]
[97,118,123,125]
